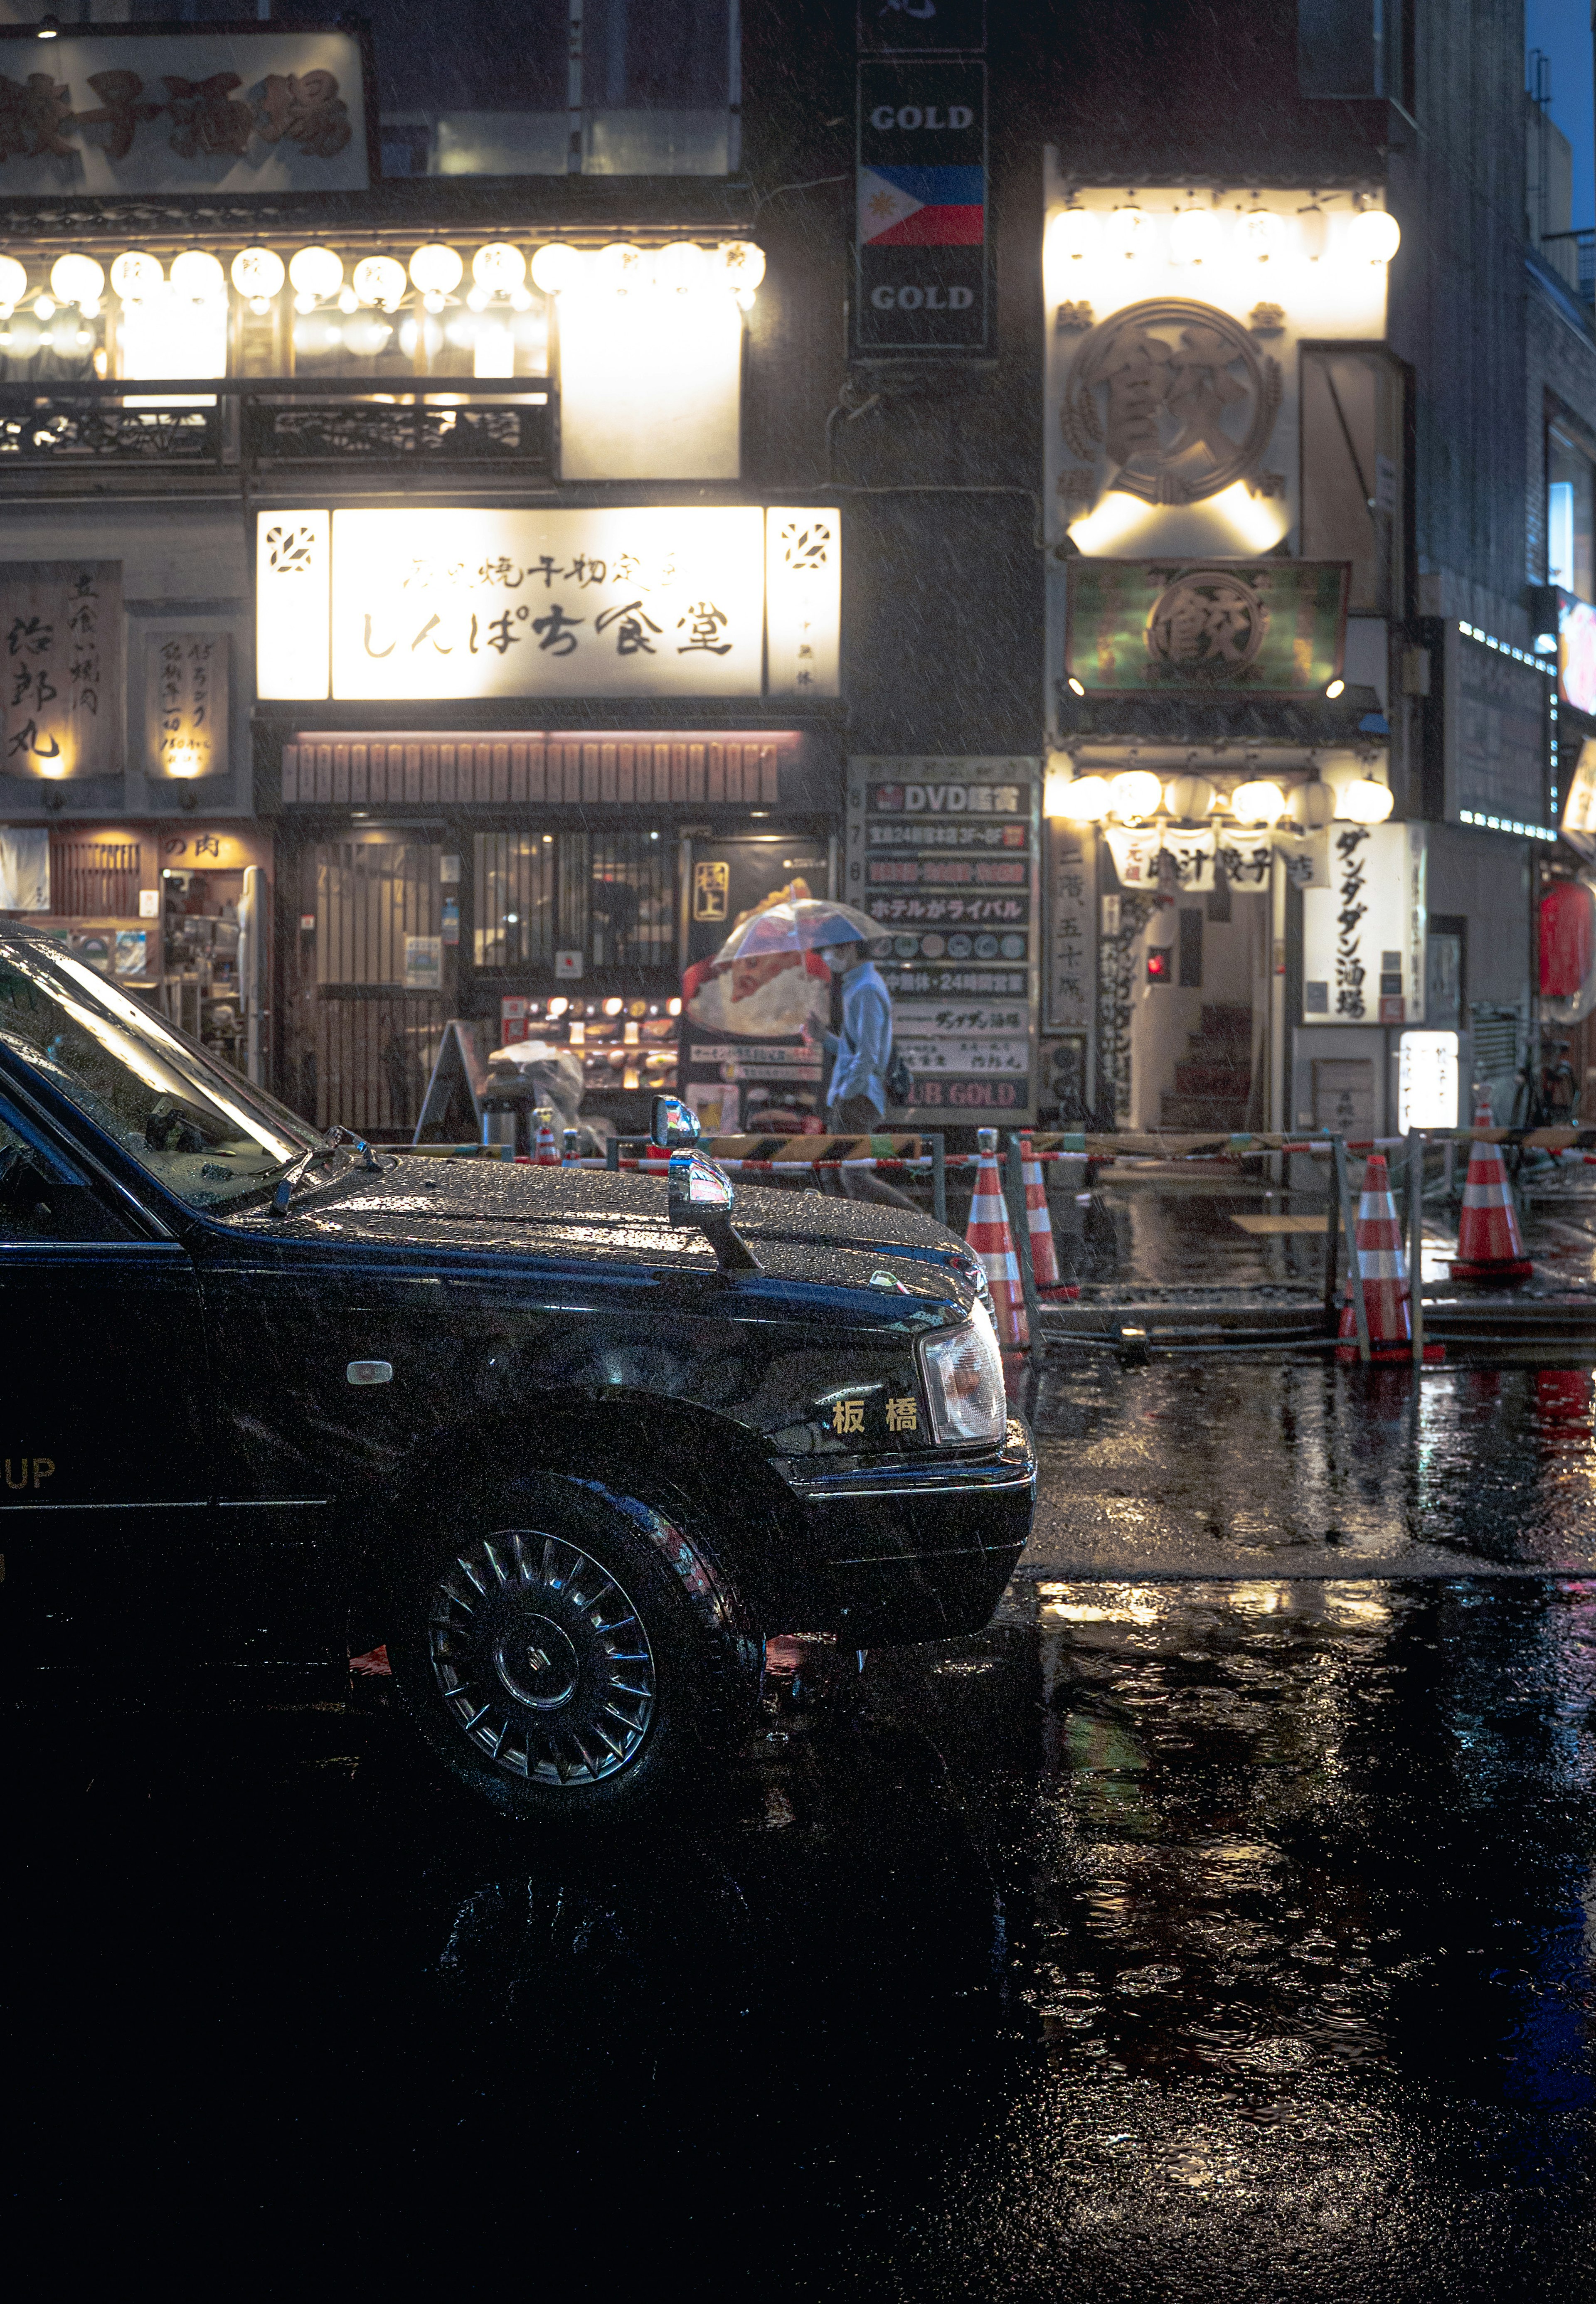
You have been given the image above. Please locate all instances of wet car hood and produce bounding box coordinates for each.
[222,1153,977,1309]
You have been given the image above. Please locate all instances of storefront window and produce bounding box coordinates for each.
[1300,347,1406,615]
[1548,423,1595,601]
[473,830,675,974]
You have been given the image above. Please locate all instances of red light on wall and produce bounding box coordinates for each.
[1146,947,1171,982]
[1539,879,1596,998]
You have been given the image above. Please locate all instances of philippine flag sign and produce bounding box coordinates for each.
[857,165,985,247]
[856,60,988,353]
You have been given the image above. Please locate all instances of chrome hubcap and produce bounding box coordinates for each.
[428,1531,656,1785]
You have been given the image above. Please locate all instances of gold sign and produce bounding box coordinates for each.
[693,860,730,921]
[1,561,121,781]
[146,630,229,781]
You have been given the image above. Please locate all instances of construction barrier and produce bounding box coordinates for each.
[1451,1098,1534,1282]
[966,1127,1029,1353]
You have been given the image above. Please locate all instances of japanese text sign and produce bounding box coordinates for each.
[145,629,228,781]
[1,560,121,781]
[1302,820,1425,1026]
[0,26,369,195]
[1067,559,1349,692]
[258,508,841,704]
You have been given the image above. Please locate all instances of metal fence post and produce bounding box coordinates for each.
[606,1135,620,1172]
[1333,1136,1371,1363]
[1322,1143,1341,1330]
[930,1132,947,1229]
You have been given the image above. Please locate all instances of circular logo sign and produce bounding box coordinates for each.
[1145,568,1269,679]
[1061,299,1282,507]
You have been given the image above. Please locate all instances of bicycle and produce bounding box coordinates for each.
[1504,1037,1580,1174]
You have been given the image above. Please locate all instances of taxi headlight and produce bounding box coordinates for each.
[919,1301,1007,1445]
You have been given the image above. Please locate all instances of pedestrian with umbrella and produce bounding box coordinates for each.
[709,898,916,1208]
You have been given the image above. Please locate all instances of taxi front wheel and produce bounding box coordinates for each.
[387,1473,765,1820]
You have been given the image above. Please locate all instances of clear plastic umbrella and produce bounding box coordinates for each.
[712,898,880,964]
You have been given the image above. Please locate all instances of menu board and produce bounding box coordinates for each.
[845,756,1039,1121]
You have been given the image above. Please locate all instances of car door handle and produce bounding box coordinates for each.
[347,1360,393,1386]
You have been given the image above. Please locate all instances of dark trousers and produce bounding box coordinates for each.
[825,1096,918,1211]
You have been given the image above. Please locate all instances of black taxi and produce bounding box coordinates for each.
[0,927,1033,1818]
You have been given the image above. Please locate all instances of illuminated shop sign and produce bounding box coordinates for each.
[0,560,121,781]
[1302,821,1426,1026]
[856,59,988,354]
[1066,559,1349,692]
[256,507,841,704]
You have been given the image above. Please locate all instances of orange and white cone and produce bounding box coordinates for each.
[534,1108,560,1166]
[1450,1098,1533,1282]
[1020,1129,1077,1300]
[966,1127,1029,1351]
[1337,1151,1439,1362]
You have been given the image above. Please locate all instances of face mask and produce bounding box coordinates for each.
[825,945,853,974]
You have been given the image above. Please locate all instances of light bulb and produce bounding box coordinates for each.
[1349,207,1401,264]
[1164,773,1216,820]
[32,295,53,320]
[0,256,27,307]
[49,253,104,306]
[1108,769,1164,820]
[1287,778,1337,830]
[231,246,286,300]
[1050,207,1100,263]
[352,255,406,309]
[248,296,271,318]
[655,240,707,293]
[1338,776,1395,824]
[716,239,765,289]
[470,241,527,294]
[337,284,358,313]
[530,241,585,294]
[597,242,651,290]
[1230,778,1287,824]
[422,289,446,314]
[110,250,163,300]
[509,284,534,310]
[466,283,490,311]
[289,245,344,300]
[1325,678,1345,699]
[1168,207,1221,266]
[1056,775,1112,823]
[170,249,226,301]
[293,290,316,315]
[1107,206,1146,258]
[1240,207,1286,261]
[408,243,463,295]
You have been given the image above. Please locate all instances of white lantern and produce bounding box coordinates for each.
[170,249,226,302]
[342,313,392,359]
[1349,207,1401,264]
[6,310,41,356]
[408,244,462,295]
[49,254,104,306]
[1107,205,1146,258]
[1338,775,1395,824]
[716,239,765,290]
[0,254,27,308]
[1230,778,1287,824]
[530,241,585,294]
[1168,207,1221,266]
[110,250,163,300]
[1165,772,1216,820]
[471,241,527,294]
[289,245,345,301]
[231,247,286,300]
[597,242,652,290]
[1109,768,1164,820]
[1287,777,1337,830]
[1050,207,1100,263]
[1239,207,1286,261]
[1058,775,1112,822]
[655,240,707,293]
[352,254,406,309]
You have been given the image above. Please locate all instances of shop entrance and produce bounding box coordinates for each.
[1132,883,1269,1132]
[283,833,448,1136]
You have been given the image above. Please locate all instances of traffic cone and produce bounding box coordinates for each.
[966,1127,1029,1351]
[534,1107,560,1166]
[1450,1099,1533,1282]
[562,1127,580,1165]
[1337,1152,1442,1363]
[1020,1129,1078,1300]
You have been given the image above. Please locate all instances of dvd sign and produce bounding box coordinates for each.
[855,60,988,354]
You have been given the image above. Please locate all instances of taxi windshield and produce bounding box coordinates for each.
[0,939,320,1210]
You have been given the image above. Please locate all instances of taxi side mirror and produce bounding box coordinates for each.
[664,1141,761,1274]
[651,1095,701,1150]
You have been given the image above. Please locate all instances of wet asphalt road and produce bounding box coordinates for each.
[10,1368,1596,2294]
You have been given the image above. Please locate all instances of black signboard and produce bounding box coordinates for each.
[855,59,989,355]
[858,0,986,53]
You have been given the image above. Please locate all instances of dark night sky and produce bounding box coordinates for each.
[1527,0,1596,228]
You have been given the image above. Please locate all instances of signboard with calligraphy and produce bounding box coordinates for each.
[0,25,370,198]
[855,59,988,354]
[1302,820,1426,1027]
[258,507,842,705]
[847,756,1039,1121]
[1,560,121,782]
[1066,560,1350,692]
[145,629,228,782]
[1045,820,1096,1037]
